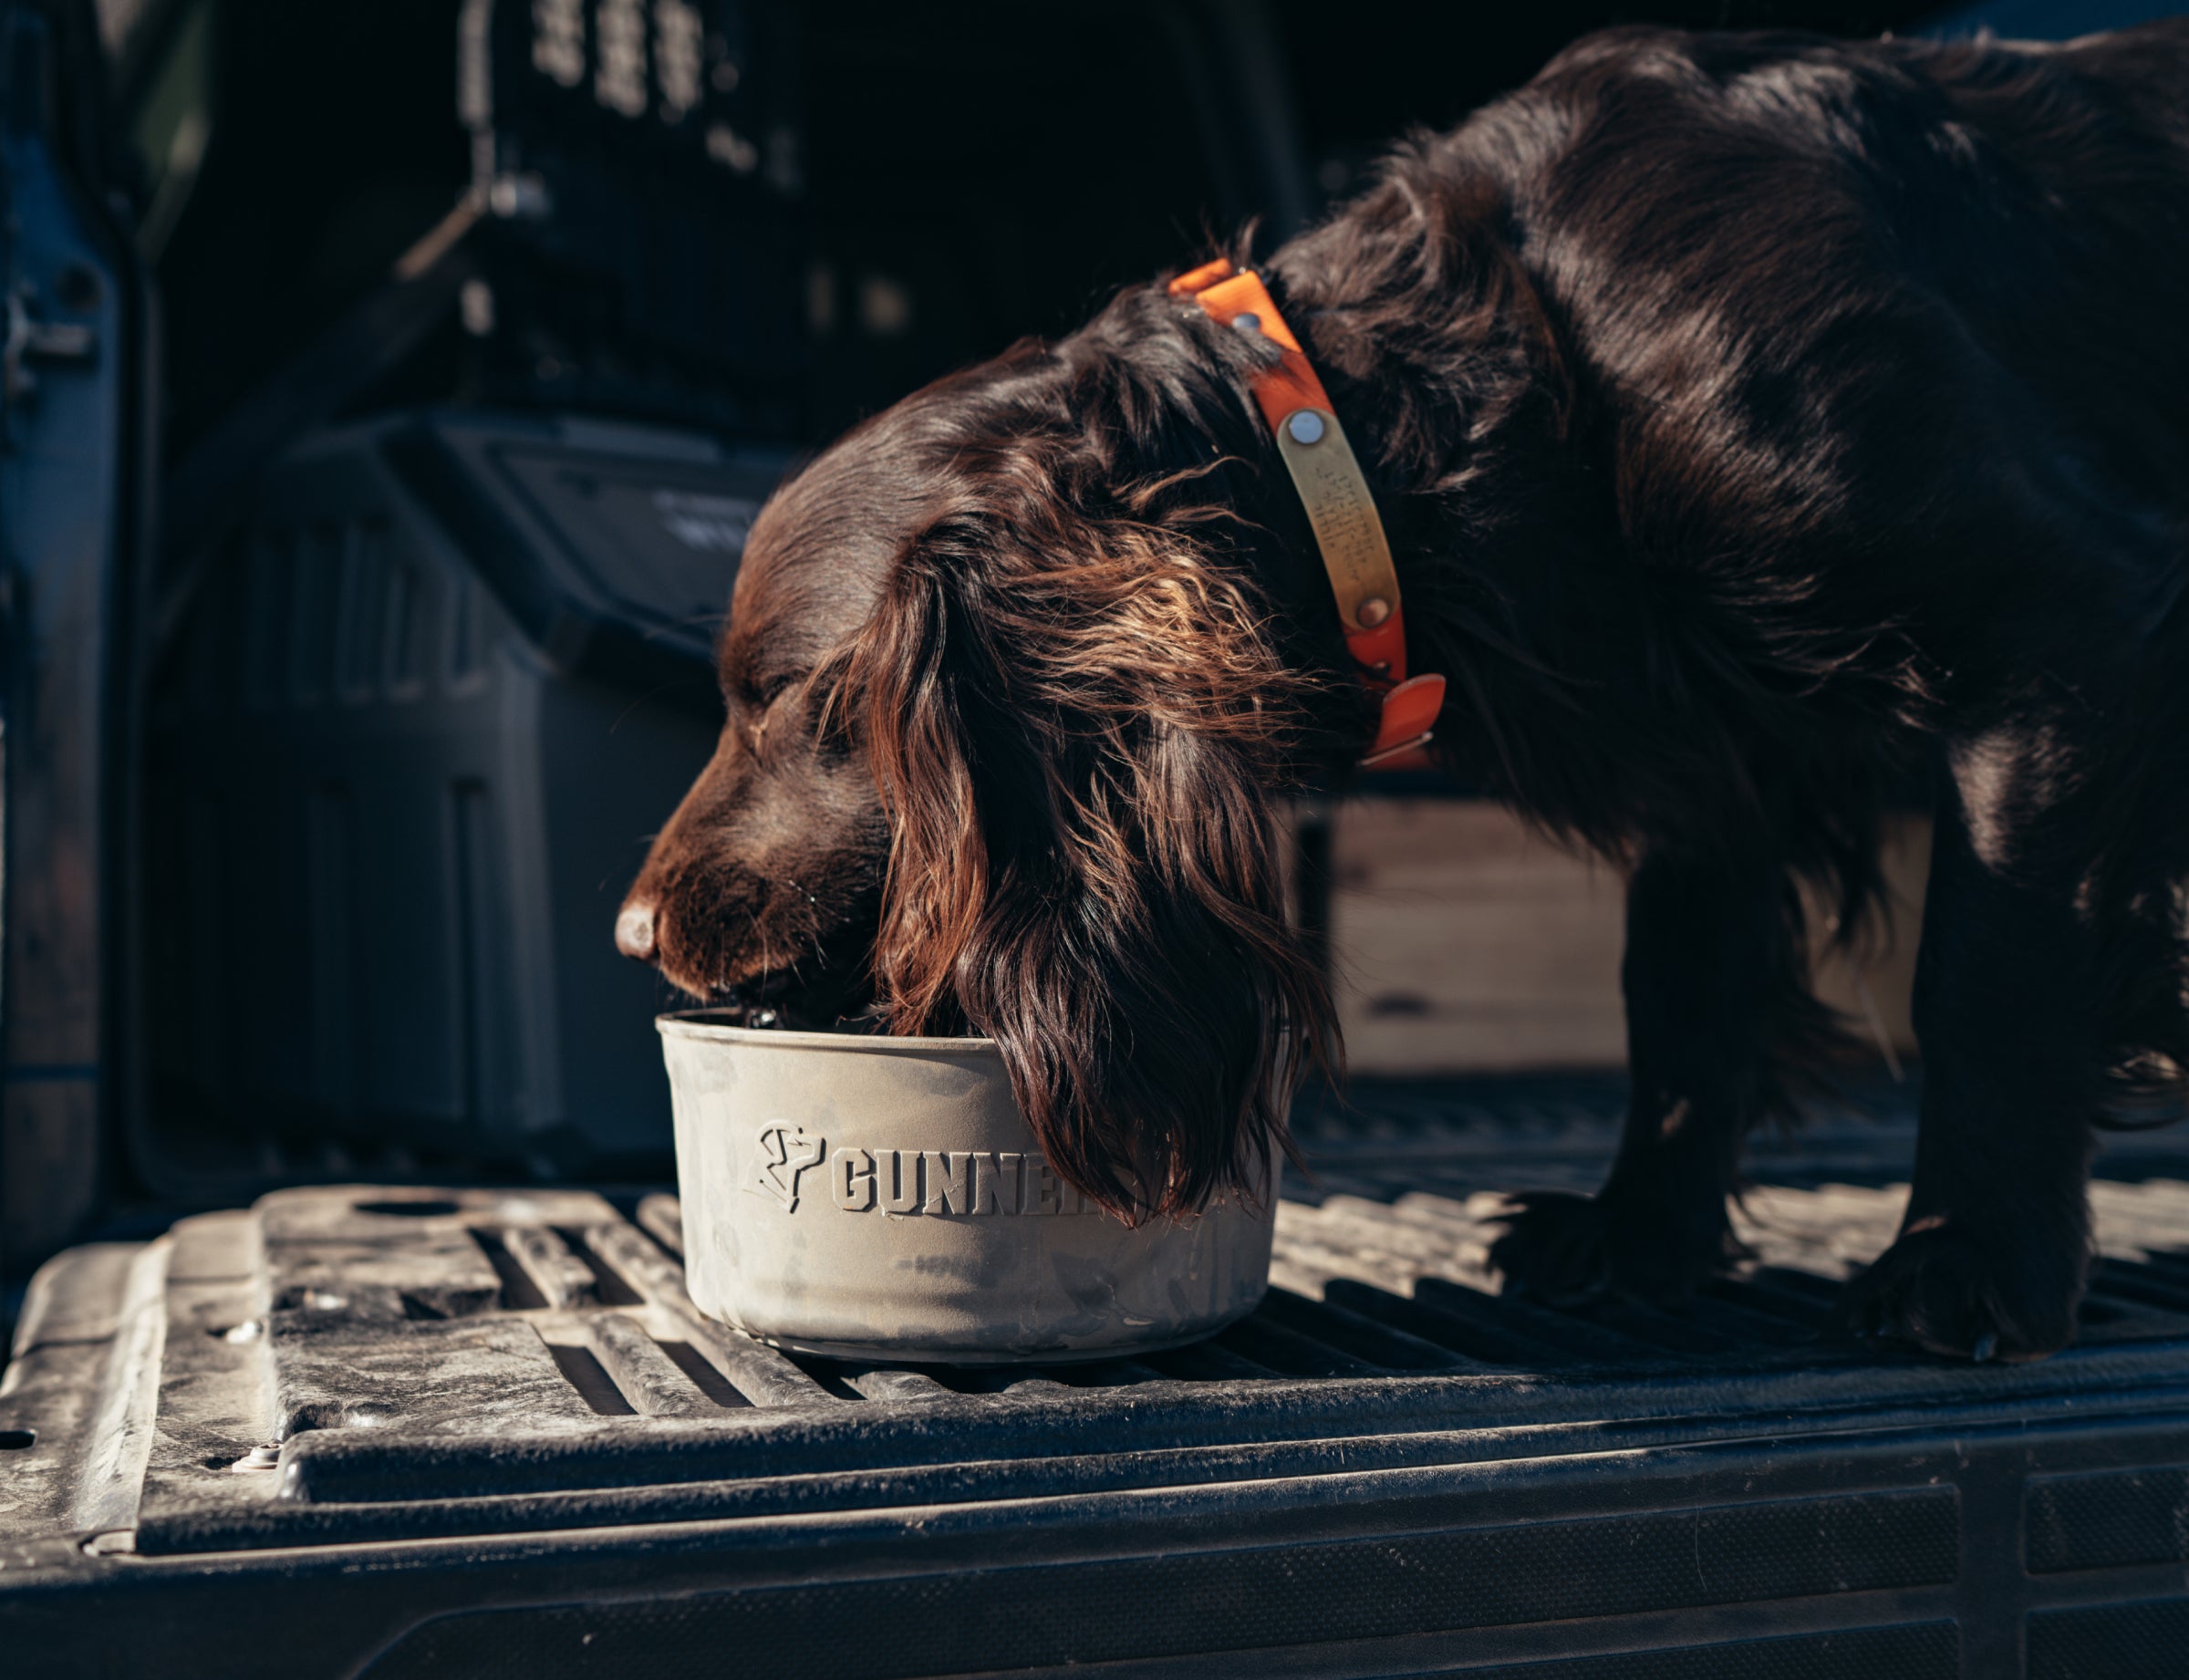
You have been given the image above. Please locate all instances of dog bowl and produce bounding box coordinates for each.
[657,1010,1277,1363]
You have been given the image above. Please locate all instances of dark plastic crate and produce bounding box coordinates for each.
[142,409,773,1177]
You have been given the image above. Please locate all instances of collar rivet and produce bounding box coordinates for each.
[1285,410,1326,445]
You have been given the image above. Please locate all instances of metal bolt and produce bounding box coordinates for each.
[1285,410,1326,445]
[487,171,552,219]
[1357,596,1392,627]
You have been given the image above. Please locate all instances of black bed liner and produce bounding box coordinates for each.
[6,1082,2189,1678]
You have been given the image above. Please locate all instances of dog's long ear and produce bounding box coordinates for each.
[845,472,1336,1220]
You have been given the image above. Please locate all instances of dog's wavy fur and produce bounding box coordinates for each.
[625,22,2189,1357]
[829,415,1340,1215]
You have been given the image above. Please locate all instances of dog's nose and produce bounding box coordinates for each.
[616,902,658,961]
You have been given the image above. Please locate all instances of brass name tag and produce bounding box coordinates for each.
[1273,407,1400,635]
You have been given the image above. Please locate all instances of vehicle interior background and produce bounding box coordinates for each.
[4,0,1947,1302]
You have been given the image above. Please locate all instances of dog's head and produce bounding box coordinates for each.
[619,284,1345,1219]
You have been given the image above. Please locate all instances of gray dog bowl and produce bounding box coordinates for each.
[658,1011,1277,1363]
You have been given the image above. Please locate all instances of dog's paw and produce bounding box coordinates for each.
[1486,1193,1613,1306]
[1833,1219,2084,1362]
[1488,1187,1737,1308]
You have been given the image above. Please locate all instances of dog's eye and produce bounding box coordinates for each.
[733,671,808,721]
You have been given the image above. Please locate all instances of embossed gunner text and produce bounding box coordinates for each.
[830,1147,1099,1216]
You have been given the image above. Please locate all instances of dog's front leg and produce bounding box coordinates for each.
[1837,739,2098,1360]
[1489,849,1795,1305]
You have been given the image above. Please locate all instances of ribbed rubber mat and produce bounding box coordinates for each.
[361,1491,1958,1679]
[2028,1598,2185,1680]
[2028,1467,2189,1574]
[1403,1623,1959,1680]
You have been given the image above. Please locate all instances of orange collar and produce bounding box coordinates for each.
[1170,258,1445,770]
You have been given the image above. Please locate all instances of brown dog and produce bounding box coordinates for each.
[620,23,2189,1360]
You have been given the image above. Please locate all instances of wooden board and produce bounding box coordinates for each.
[1327,798,1928,1076]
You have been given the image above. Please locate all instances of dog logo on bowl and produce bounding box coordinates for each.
[746,1124,827,1212]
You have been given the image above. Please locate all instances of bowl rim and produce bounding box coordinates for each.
[655,1007,1001,1056]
